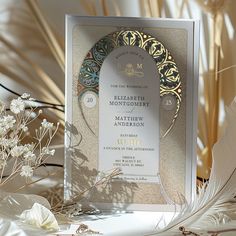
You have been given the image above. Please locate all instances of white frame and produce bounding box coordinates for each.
[65,16,199,211]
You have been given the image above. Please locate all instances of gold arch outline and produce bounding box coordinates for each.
[78,30,182,137]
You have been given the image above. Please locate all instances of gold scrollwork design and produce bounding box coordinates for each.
[78,29,182,136]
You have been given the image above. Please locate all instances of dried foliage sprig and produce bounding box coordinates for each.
[0,93,59,187]
[0,83,64,113]
[0,83,64,108]
[50,168,121,216]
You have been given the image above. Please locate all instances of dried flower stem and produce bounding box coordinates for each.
[52,168,121,213]
[14,169,63,193]
[217,64,236,74]
[7,105,64,113]
[0,94,59,188]
[0,83,64,107]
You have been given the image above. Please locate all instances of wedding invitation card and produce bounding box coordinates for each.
[65,16,199,211]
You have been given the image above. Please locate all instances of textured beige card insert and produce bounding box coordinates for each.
[69,24,187,207]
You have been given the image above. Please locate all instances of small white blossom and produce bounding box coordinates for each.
[0,94,59,185]
[23,126,28,132]
[27,110,36,118]
[0,117,8,136]
[21,93,30,99]
[0,117,6,126]
[42,147,49,155]
[10,98,25,114]
[41,119,53,129]
[10,145,25,157]
[96,171,107,181]
[0,137,10,147]
[0,151,7,169]
[49,149,55,156]
[0,126,7,136]
[8,137,19,148]
[0,100,5,113]
[42,147,55,156]
[20,124,28,132]
[24,151,36,162]
[22,145,30,153]
[24,143,35,151]
[20,165,33,177]
[3,115,16,129]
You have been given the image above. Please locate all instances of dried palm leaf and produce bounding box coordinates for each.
[101,0,109,16]
[81,0,97,16]
[25,0,65,73]
[0,34,64,104]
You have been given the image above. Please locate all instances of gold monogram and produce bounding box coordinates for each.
[120,63,144,78]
